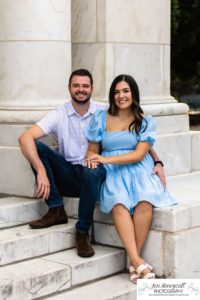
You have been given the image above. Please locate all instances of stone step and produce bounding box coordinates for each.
[0,196,47,229]
[4,180,200,233]
[1,130,200,197]
[65,171,200,232]
[46,274,136,300]
[0,221,76,266]
[0,245,125,300]
[92,172,200,279]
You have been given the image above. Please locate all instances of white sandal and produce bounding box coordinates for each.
[129,266,140,284]
[145,262,153,271]
[136,264,155,279]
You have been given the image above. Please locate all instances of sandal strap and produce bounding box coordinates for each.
[136,264,148,276]
[129,265,136,273]
[145,262,153,271]
[130,273,140,282]
[143,272,155,279]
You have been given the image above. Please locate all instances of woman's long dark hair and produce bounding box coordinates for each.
[108,74,147,134]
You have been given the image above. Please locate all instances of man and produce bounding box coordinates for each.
[19,69,165,258]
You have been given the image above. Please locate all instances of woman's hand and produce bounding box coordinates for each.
[85,154,108,168]
[152,164,166,189]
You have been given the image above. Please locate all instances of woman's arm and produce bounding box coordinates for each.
[149,148,166,189]
[87,141,151,165]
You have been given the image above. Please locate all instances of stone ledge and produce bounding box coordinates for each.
[65,169,200,233]
[1,171,200,233]
[0,222,76,265]
[0,246,125,299]
[0,197,47,229]
[47,273,136,300]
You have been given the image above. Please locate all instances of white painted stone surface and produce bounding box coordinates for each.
[72,43,107,101]
[142,231,164,277]
[72,0,96,43]
[0,0,71,41]
[155,115,189,134]
[0,124,29,146]
[94,222,123,247]
[94,222,164,276]
[191,131,200,171]
[44,245,125,286]
[0,258,71,299]
[106,0,170,43]
[0,147,35,196]
[0,42,71,108]
[167,172,200,202]
[47,274,136,300]
[0,197,47,228]
[164,228,200,278]
[72,0,170,44]
[0,0,71,124]
[142,102,188,116]
[155,132,191,176]
[114,44,170,100]
[0,222,76,265]
[0,245,125,299]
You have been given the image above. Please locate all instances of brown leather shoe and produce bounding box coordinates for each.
[29,205,68,229]
[76,232,95,257]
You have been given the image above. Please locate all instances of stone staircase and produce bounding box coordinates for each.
[1,113,200,298]
[0,195,136,299]
[1,169,200,299]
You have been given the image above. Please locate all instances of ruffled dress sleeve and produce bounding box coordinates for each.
[138,115,156,147]
[85,110,106,142]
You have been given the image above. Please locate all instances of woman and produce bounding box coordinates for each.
[85,74,177,283]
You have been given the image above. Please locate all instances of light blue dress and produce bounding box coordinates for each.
[85,110,177,214]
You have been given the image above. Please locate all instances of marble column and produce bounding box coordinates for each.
[0,0,71,123]
[0,0,71,196]
[72,0,188,114]
[72,0,192,177]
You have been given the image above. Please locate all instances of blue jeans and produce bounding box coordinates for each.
[33,141,106,233]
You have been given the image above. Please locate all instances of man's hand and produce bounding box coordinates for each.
[85,154,108,168]
[152,164,166,189]
[36,170,50,200]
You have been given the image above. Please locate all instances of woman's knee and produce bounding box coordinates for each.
[136,201,152,214]
[112,204,128,215]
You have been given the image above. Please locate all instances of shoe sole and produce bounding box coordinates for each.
[29,220,68,229]
[78,252,95,258]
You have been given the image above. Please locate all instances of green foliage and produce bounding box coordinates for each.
[171,0,200,96]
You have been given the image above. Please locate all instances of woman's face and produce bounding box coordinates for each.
[114,81,133,110]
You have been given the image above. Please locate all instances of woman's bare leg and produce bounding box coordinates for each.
[133,201,153,255]
[112,204,143,267]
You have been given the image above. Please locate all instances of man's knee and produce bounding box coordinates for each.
[35,140,49,154]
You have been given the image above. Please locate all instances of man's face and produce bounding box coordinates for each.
[69,75,93,105]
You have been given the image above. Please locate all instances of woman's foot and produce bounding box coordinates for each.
[136,263,155,279]
[129,266,140,284]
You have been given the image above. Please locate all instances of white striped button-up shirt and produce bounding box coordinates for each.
[37,100,107,165]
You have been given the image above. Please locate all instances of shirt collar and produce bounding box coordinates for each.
[66,99,97,117]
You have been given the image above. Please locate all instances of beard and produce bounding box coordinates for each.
[71,92,91,105]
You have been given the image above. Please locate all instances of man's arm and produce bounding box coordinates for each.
[18,125,50,200]
[149,148,166,188]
